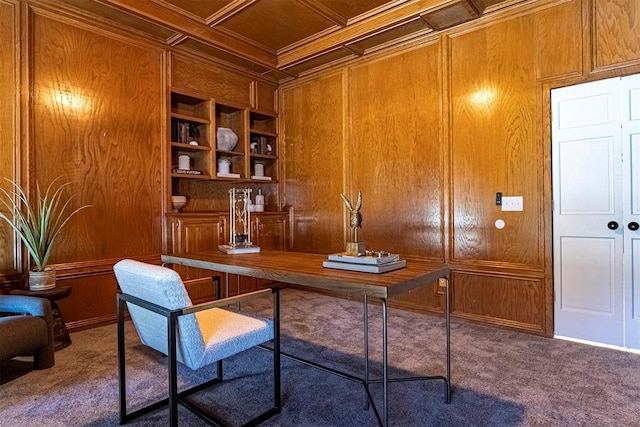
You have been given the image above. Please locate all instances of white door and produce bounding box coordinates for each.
[552,74,640,349]
[621,74,640,349]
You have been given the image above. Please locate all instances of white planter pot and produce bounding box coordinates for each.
[29,269,57,291]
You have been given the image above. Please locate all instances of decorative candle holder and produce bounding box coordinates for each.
[218,188,261,254]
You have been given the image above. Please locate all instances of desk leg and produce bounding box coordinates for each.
[382,298,388,427]
[445,277,451,404]
[364,295,370,410]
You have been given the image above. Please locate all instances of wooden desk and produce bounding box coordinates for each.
[162,250,451,426]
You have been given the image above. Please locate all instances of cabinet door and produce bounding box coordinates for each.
[183,217,225,252]
[254,214,288,250]
[175,216,226,301]
[253,214,288,290]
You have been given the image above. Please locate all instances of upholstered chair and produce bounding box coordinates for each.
[113,259,280,426]
[0,295,55,377]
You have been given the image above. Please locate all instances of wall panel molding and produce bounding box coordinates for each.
[0,0,19,275]
[452,271,547,333]
[592,0,640,72]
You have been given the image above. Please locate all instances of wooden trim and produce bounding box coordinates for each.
[67,313,117,332]
[298,0,348,27]
[278,0,451,68]
[540,80,554,336]
[204,0,257,26]
[98,0,277,68]
[0,271,23,291]
[443,0,573,39]
[453,311,546,334]
[50,255,161,280]
[26,0,278,84]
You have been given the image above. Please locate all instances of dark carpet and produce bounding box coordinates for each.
[1,288,639,426]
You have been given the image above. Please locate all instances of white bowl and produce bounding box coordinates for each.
[217,127,238,151]
[171,195,187,211]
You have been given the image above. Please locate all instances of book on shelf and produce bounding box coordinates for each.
[172,168,202,175]
[251,175,272,180]
[322,259,406,274]
[217,172,241,178]
[327,252,400,265]
[172,121,193,144]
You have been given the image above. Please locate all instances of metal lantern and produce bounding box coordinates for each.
[218,188,260,254]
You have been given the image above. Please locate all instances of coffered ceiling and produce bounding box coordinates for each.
[48,0,523,81]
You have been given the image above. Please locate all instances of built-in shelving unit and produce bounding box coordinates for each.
[168,88,279,210]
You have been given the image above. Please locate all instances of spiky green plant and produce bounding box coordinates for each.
[0,178,90,271]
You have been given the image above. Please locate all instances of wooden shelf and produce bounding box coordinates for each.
[171,173,211,180]
[171,142,210,151]
[215,149,244,156]
[171,112,210,124]
[249,128,277,137]
[250,153,277,160]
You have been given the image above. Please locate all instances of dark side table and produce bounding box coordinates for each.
[10,285,73,351]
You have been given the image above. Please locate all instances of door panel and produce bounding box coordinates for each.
[558,137,615,214]
[559,237,615,314]
[622,74,640,348]
[552,77,624,346]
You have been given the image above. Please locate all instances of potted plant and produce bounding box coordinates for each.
[0,177,90,291]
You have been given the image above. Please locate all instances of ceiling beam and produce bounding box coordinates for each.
[277,0,467,69]
[205,0,257,26]
[97,0,277,69]
[297,0,348,27]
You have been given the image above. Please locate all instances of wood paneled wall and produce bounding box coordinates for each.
[0,1,276,329]
[281,72,345,253]
[281,0,640,335]
[348,42,444,259]
[27,8,164,325]
[1,0,639,335]
[593,0,640,71]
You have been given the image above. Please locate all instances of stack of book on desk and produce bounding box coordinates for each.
[322,252,406,273]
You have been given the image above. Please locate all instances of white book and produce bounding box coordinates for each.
[217,172,241,178]
[327,252,400,265]
[322,259,406,274]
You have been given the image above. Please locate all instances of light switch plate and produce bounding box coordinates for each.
[502,196,523,211]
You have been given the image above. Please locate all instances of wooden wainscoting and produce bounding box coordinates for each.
[51,256,160,331]
[451,270,547,334]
